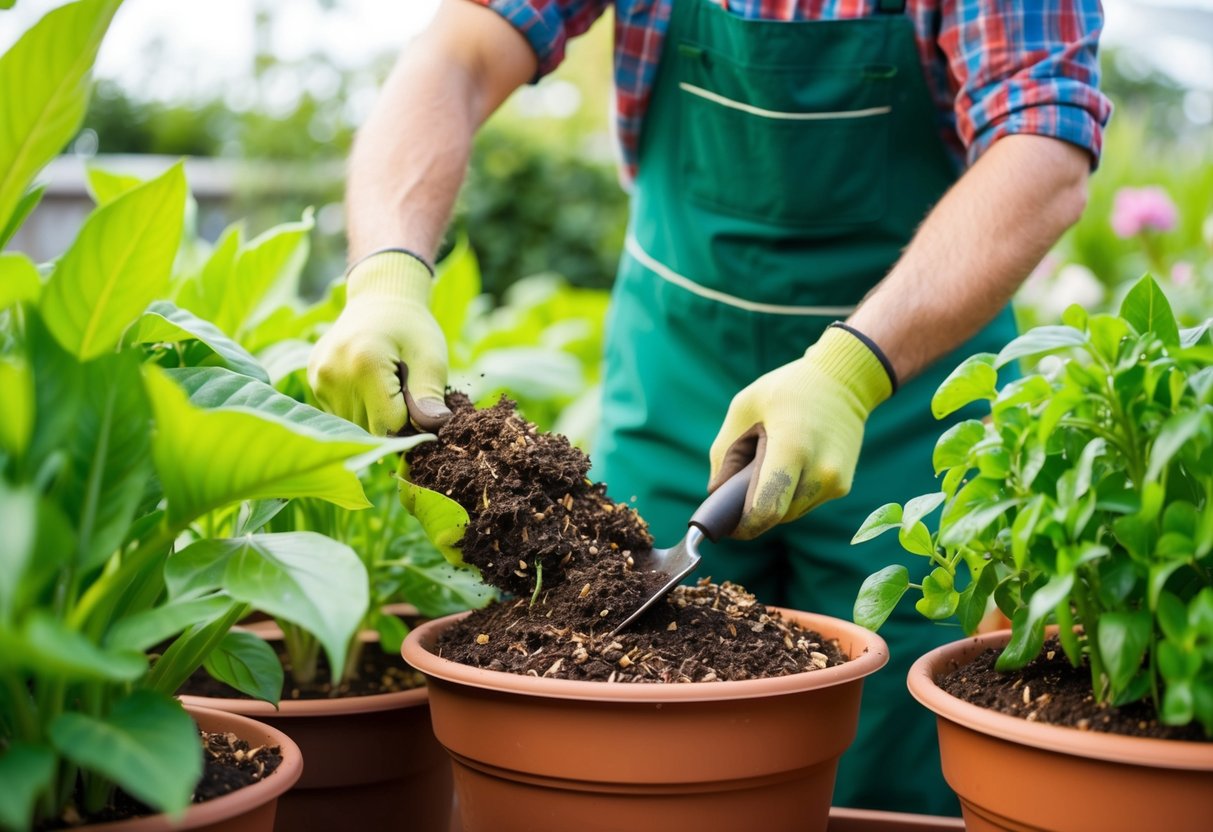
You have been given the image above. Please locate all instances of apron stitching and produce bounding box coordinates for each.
[679,83,893,121]
[625,235,857,317]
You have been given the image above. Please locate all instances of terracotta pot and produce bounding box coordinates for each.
[180,628,452,832]
[908,629,1213,832]
[84,705,302,831]
[403,608,888,832]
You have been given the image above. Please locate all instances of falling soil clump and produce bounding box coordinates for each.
[39,731,282,829]
[940,636,1209,742]
[406,394,848,682]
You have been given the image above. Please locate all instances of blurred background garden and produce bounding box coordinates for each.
[1,0,1211,449]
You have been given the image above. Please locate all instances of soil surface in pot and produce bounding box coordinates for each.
[941,635,1208,741]
[40,730,282,829]
[179,640,424,700]
[406,394,847,683]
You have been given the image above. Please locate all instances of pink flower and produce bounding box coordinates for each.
[1111,186,1178,238]
[1171,261,1195,287]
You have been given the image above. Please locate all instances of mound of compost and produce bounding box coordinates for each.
[405,394,847,682]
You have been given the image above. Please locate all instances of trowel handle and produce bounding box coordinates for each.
[689,460,756,543]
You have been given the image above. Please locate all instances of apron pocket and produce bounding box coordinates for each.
[677,45,892,230]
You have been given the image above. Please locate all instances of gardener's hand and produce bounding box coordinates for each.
[708,324,895,539]
[308,249,451,436]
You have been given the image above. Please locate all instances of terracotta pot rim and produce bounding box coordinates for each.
[402,607,888,703]
[183,624,430,716]
[908,629,1213,770]
[82,704,303,830]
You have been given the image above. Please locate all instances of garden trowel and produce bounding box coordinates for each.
[611,460,756,635]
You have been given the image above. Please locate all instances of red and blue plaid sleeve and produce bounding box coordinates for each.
[470,0,611,78]
[940,0,1113,167]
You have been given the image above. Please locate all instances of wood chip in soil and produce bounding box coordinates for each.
[407,394,849,682]
[940,635,1210,742]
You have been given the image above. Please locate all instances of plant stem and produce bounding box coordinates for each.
[68,523,179,630]
[530,559,543,607]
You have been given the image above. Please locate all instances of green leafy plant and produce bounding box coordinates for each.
[853,275,1213,734]
[0,3,422,828]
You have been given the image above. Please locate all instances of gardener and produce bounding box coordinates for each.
[308,0,1110,814]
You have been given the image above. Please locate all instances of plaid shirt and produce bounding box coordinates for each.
[472,0,1111,181]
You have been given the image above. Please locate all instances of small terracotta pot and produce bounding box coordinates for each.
[908,629,1213,832]
[403,608,888,832]
[180,628,452,832]
[84,705,302,831]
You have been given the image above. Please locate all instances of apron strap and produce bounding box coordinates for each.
[876,0,906,13]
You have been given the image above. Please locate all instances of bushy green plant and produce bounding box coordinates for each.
[0,2,424,828]
[854,275,1213,734]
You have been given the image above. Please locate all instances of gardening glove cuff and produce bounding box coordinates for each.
[308,250,451,436]
[708,324,894,540]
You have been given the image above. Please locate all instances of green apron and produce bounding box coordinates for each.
[593,0,1019,815]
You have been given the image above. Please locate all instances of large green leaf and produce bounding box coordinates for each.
[932,419,985,474]
[431,237,481,349]
[213,210,313,338]
[24,313,85,477]
[50,690,201,816]
[0,0,119,234]
[1098,610,1152,695]
[850,502,903,544]
[59,350,152,572]
[3,612,146,681]
[1146,409,1208,483]
[137,301,269,382]
[994,326,1088,369]
[931,353,997,418]
[85,164,143,204]
[174,220,241,321]
[169,533,367,677]
[853,565,909,631]
[0,252,41,310]
[1119,274,1180,346]
[0,357,34,460]
[0,184,46,250]
[145,367,382,525]
[390,544,492,618]
[397,475,470,566]
[203,629,283,705]
[0,742,56,832]
[41,163,186,360]
[166,366,395,443]
[106,594,235,652]
[0,482,37,625]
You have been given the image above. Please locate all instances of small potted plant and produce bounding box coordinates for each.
[177,463,491,832]
[853,275,1213,831]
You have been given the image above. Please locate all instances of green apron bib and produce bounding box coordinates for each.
[593,0,1019,815]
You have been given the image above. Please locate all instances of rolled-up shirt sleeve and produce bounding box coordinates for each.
[470,0,610,79]
[940,0,1113,167]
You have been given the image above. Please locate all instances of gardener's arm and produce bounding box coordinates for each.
[309,1,535,435]
[847,134,1090,380]
[346,1,536,262]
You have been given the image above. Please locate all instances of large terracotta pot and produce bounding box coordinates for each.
[85,705,302,831]
[403,608,888,832]
[908,629,1213,832]
[180,629,452,832]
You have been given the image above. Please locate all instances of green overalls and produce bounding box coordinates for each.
[593,0,1018,815]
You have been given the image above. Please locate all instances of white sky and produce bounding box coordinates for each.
[0,0,1210,99]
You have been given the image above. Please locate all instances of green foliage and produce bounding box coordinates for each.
[854,276,1213,734]
[0,5,411,827]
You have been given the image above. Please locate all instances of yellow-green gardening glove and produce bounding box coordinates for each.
[308,249,451,436]
[708,323,895,540]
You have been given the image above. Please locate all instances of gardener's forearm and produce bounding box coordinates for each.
[346,0,536,263]
[848,134,1091,382]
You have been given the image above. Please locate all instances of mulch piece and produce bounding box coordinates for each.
[179,639,425,700]
[939,635,1209,742]
[407,394,848,683]
[39,731,282,829]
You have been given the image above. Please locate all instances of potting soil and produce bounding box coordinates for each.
[940,635,1209,741]
[406,394,847,682]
